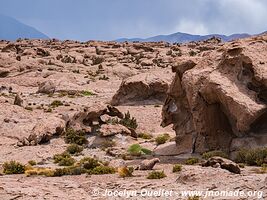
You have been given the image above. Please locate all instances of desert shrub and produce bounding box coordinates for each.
[92,56,104,65]
[2,161,25,174]
[147,171,166,179]
[138,133,153,140]
[50,100,63,108]
[66,144,83,155]
[118,166,134,178]
[64,128,87,145]
[53,166,86,176]
[127,144,152,156]
[189,50,197,56]
[235,148,267,166]
[81,90,95,96]
[53,152,75,166]
[88,166,115,175]
[28,160,37,166]
[185,157,199,165]
[119,111,138,130]
[172,164,182,173]
[155,133,170,145]
[25,168,54,177]
[78,157,100,170]
[202,150,228,160]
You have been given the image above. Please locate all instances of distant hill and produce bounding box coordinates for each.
[116,32,251,43]
[0,14,49,41]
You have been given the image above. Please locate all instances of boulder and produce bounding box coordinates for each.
[111,72,169,105]
[37,80,56,94]
[17,116,66,146]
[161,37,267,154]
[138,158,160,170]
[202,156,241,174]
[14,94,23,106]
[99,124,131,137]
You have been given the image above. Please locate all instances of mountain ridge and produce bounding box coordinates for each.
[116,32,252,43]
[0,14,49,41]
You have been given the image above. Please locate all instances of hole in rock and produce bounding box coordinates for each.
[250,110,267,134]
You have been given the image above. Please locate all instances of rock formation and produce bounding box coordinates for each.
[161,34,267,156]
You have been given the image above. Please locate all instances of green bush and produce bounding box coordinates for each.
[66,144,83,155]
[88,166,116,175]
[53,166,86,176]
[64,128,87,145]
[189,50,197,56]
[202,150,228,160]
[172,164,182,173]
[127,144,152,156]
[50,100,63,108]
[119,111,138,130]
[138,133,153,140]
[53,152,75,166]
[155,133,170,145]
[185,157,199,165]
[147,171,166,179]
[2,161,25,174]
[235,148,267,166]
[78,157,100,170]
[81,90,95,96]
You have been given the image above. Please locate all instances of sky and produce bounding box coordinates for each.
[0,0,266,41]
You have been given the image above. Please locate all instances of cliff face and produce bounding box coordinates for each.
[161,34,267,156]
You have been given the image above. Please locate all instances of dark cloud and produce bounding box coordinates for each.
[0,0,266,40]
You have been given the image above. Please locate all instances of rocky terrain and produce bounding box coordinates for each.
[0,35,266,200]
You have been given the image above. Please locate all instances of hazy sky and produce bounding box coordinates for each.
[0,0,266,41]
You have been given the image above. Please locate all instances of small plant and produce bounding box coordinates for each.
[127,144,152,156]
[155,133,170,145]
[202,150,228,160]
[64,128,87,145]
[53,152,75,166]
[2,161,25,174]
[66,144,83,155]
[138,133,153,140]
[50,100,63,108]
[172,164,182,173]
[88,165,116,175]
[119,111,138,130]
[78,157,100,170]
[28,160,37,166]
[189,50,197,56]
[235,148,267,166]
[53,166,86,176]
[147,171,166,179]
[81,90,95,96]
[118,166,134,178]
[188,196,200,200]
[185,157,199,165]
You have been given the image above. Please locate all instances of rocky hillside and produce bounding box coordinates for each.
[0,35,266,199]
